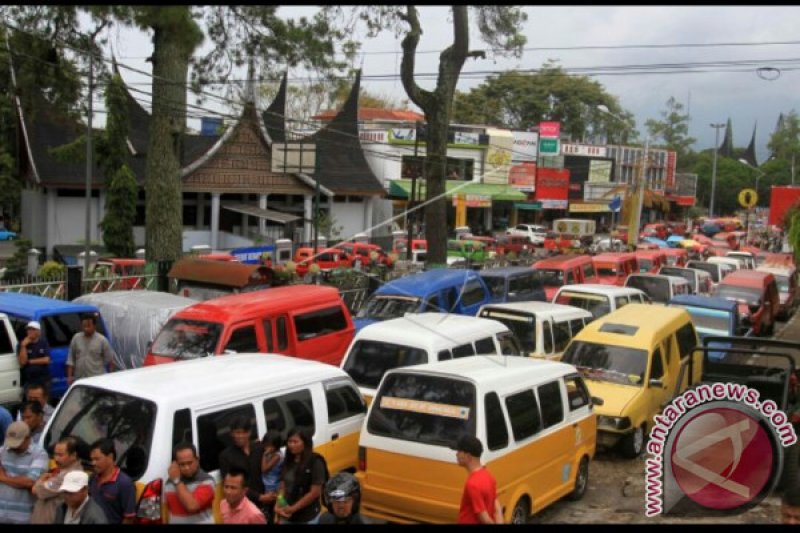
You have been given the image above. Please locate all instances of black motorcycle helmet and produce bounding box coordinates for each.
[323,472,361,514]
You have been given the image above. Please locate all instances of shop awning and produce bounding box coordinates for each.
[389,179,527,202]
[222,203,303,224]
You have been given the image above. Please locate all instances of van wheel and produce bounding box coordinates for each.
[568,456,590,501]
[620,425,645,458]
[510,497,530,524]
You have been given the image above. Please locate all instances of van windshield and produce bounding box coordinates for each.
[687,262,719,282]
[678,307,730,334]
[715,285,762,307]
[150,318,222,360]
[533,269,564,287]
[479,310,537,353]
[357,296,421,320]
[638,259,653,272]
[561,341,648,387]
[481,277,506,299]
[43,385,156,481]
[367,373,476,448]
[626,276,670,303]
[42,313,107,349]
[660,268,696,291]
[555,291,611,319]
[775,275,790,292]
[343,340,427,389]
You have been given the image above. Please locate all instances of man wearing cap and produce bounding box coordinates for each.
[54,470,109,524]
[454,434,503,524]
[31,436,85,524]
[0,421,49,524]
[17,320,51,389]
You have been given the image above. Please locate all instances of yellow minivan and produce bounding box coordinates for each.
[357,356,598,524]
[560,304,701,458]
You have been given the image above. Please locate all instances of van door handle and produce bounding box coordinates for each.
[331,433,339,441]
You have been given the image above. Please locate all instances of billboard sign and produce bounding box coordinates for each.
[539,121,561,138]
[509,163,537,192]
[539,138,560,154]
[588,159,613,183]
[511,131,539,162]
[562,143,608,158]
[535,167,570,203]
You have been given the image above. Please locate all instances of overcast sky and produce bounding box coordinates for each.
[97,6,800,164]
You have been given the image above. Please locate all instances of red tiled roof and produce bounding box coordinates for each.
[312,107,424,122]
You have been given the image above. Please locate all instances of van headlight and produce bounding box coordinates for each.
[598,416,631,430]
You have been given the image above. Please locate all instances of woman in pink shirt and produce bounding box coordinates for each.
[221,468,266,525]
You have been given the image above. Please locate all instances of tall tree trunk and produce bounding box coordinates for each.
[145,17,192,262]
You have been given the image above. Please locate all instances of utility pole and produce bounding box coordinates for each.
[709,123,725,218]
[83,25,106,275]
[628,138,649,250]
[313,142,320,253]
[407,121,422,260]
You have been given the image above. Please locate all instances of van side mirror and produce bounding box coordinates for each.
[591,396,604,406]
[649,378,664,388]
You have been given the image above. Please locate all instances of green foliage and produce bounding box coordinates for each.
[4,237,32,279]
[645,97,696,160]
[101,165,138,257]
[690,150,762,215]
[789,210,800,263]
[36,260,65,278]
[316,211,343,240]
[768,110,800,161]
[452,62,636,142]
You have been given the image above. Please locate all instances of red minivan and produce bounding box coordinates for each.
[663,247,688,267]
[533,254,599,301]
[143,285,355,367]
[715,270,780,336]
[635,250,668,274]
[592,252,638,286]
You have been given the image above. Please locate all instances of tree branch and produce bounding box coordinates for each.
[399,5,432,113]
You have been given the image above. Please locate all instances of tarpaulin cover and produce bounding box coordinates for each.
[74,291,195,370]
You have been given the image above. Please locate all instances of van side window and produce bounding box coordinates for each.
[583,264,595,280]
[425,295,441,312]
[566,270,576,284]
[172,408,193,448]
[552,321,572,352]
[509,274,536,299]
[443,288,458,311]
[498,331,521,355]
[485,392,508,451]
[570,319,586,337]
[542,321,554,353]
[538,381,564,429]
[505,390,541,441]
[325,383,366,423]
[263,389,316,441]
[565,376,591,411]
[460,281,486,307]
[262,320,274,352]
[197,404,257,473]
[615,296,630,309]
[453,343,476,359]
[295,306,348,341]
[276,317,288,350]
[438,350,452,361]
[675,323,697,358]
[0,322,12,354]
[9,317,28,342]
[650,348,665,381]
[474,337,496,355]
[224,326,259,353]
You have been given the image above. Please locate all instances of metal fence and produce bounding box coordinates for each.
[0,276,67,299]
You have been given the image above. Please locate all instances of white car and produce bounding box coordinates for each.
[590,237,625,253]
[507,224,548,246]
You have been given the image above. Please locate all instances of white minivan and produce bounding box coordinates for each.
[552,284,650,319]
[624,273,690,304]
[41,354,367,524]
[478,302,593,361]
[340,313,521,402]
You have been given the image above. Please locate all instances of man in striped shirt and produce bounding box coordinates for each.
[164,442,215,524]
[0,421,49,524]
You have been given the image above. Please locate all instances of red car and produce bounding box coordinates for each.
[335,242,394,268]
[543,232,580,253]
[634,250,668,274]
[641,223,668,240]
[662,247,688,267]
[591,252,638,286]
[292,247,353,276]
[533,254,599,301]
[495,234,534,256]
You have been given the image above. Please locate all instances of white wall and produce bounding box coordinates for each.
[331,202,368,241]
[21,189,47,248]
[181,230,255,252]
[46,195,103,250]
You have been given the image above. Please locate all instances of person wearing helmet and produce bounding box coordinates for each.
[319,472,365,525]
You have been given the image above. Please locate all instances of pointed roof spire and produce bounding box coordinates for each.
[719,117,734,158]
[245,58,256,106]
[261,71,287,144]
[742,122,758,167]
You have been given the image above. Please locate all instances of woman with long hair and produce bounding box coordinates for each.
[274,427,327,524]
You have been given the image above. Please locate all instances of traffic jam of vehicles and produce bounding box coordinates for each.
[1,217,798,525]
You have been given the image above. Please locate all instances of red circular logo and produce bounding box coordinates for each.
[670,407,774,510]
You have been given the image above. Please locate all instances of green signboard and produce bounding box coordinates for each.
[539,138,560,154]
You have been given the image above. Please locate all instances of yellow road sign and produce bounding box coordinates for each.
[738,188,758,209]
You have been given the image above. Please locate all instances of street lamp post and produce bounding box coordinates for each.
[709,123,725,218]
[737,158,766,244]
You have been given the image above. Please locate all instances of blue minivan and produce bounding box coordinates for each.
[479,266,547,304]
[354,269,492,332]
[0,293,109,400]
[668,294,746,339]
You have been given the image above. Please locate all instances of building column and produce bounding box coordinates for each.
[303,195,313,244]
[363,197,374,237]
[196,192,205,229]
[211,192,221,250]
[259,194,268,235]
[46,189,56,259]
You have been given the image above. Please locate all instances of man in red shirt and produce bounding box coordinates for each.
[454,435,503,524]
[164,442,215,524]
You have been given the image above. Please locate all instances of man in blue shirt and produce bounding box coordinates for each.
[0,406,11,446]
[17,321,51,388]
[88,438,136,524]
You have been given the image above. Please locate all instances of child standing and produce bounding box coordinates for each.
[260,431,284,524]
